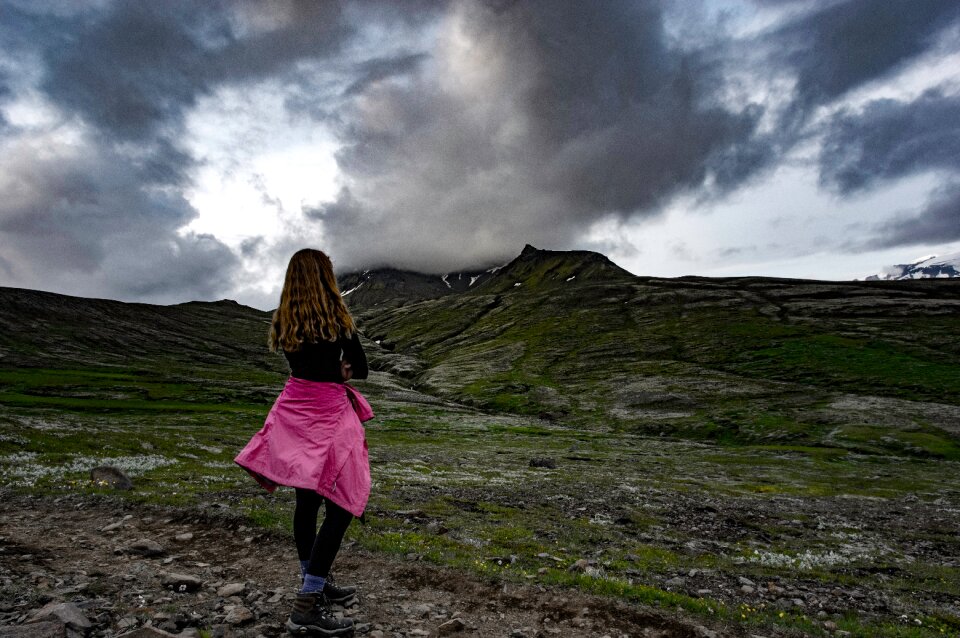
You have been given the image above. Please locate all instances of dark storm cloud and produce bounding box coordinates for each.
[320,0,768,272]
[0,0,357,301]
[343,53,428,97]
[820,90,960,193]
[103,233,239,299]
[772,0,960,112]
[757,0,960,256]
[36,1,350,143]
[239,236,264,258]
[0,140,238,302]
[41,2,212,142]
[859,183,960,251]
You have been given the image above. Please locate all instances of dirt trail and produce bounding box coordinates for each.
[0,494,739,638]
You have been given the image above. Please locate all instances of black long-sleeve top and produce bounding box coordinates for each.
[283,332,368,383]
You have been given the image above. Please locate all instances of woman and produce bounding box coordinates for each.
[235,248,372,637]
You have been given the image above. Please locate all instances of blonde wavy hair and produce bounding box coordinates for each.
[269,248,356,352]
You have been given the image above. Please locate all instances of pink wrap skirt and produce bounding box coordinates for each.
[234,377,374,517]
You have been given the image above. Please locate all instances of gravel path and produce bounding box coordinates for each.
[0,494,734,638]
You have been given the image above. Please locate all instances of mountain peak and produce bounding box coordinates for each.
[475,245,633,293]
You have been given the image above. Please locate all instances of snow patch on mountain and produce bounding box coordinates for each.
[342,281,364,296]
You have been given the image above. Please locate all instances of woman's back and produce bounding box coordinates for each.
[284,333,368,383]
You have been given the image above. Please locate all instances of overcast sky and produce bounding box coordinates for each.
[1,0,958,309]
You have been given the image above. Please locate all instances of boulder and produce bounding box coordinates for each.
[216,583,246,598]
[224,606,254,626]
[127,539,165,557]
[28,602,91,633]
[90,466,133,490]
[438,618,466,635]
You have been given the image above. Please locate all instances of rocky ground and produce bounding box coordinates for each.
[0,493,737,638]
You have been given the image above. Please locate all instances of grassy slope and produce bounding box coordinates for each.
[0,288,287,410]
[353,255,960,460]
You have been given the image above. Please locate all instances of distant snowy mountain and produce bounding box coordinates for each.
[863,252,960,280]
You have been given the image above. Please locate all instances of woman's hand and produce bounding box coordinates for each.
[340,359,353,382]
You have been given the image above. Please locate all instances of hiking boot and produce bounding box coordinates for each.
[323,575,358,605]
[286,592,354,636]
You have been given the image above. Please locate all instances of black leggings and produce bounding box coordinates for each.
[293,488,354,578]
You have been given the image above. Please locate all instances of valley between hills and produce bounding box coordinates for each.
[1,245,960,638]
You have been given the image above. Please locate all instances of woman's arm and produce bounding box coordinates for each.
[341,332,369,380]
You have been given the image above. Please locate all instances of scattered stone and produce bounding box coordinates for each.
[528,458,557,469]
[90,466,133,490]
[438,618,465,634]
[161,572,203,592]
[536,553,563,562]
[117,617,138,630]
[217,582,246,598]
[0,621,65,637]
[824,620,838,630]
[664,576,685,588]
[224,606,254,626]
[127,539,165,557]
[412,603,433,617]
[266,592,284,604]
[100,522,124,533]
[174,533,194,542]
[28,602,92,633]
[567,559,592,572]
[738,576,756,587]
[740,585,755,594]
[117,628,180,637]
[692,626,719,638]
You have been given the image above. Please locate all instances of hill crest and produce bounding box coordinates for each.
[338,244,635,309]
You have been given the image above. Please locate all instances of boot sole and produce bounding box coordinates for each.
[286,618,354,637]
